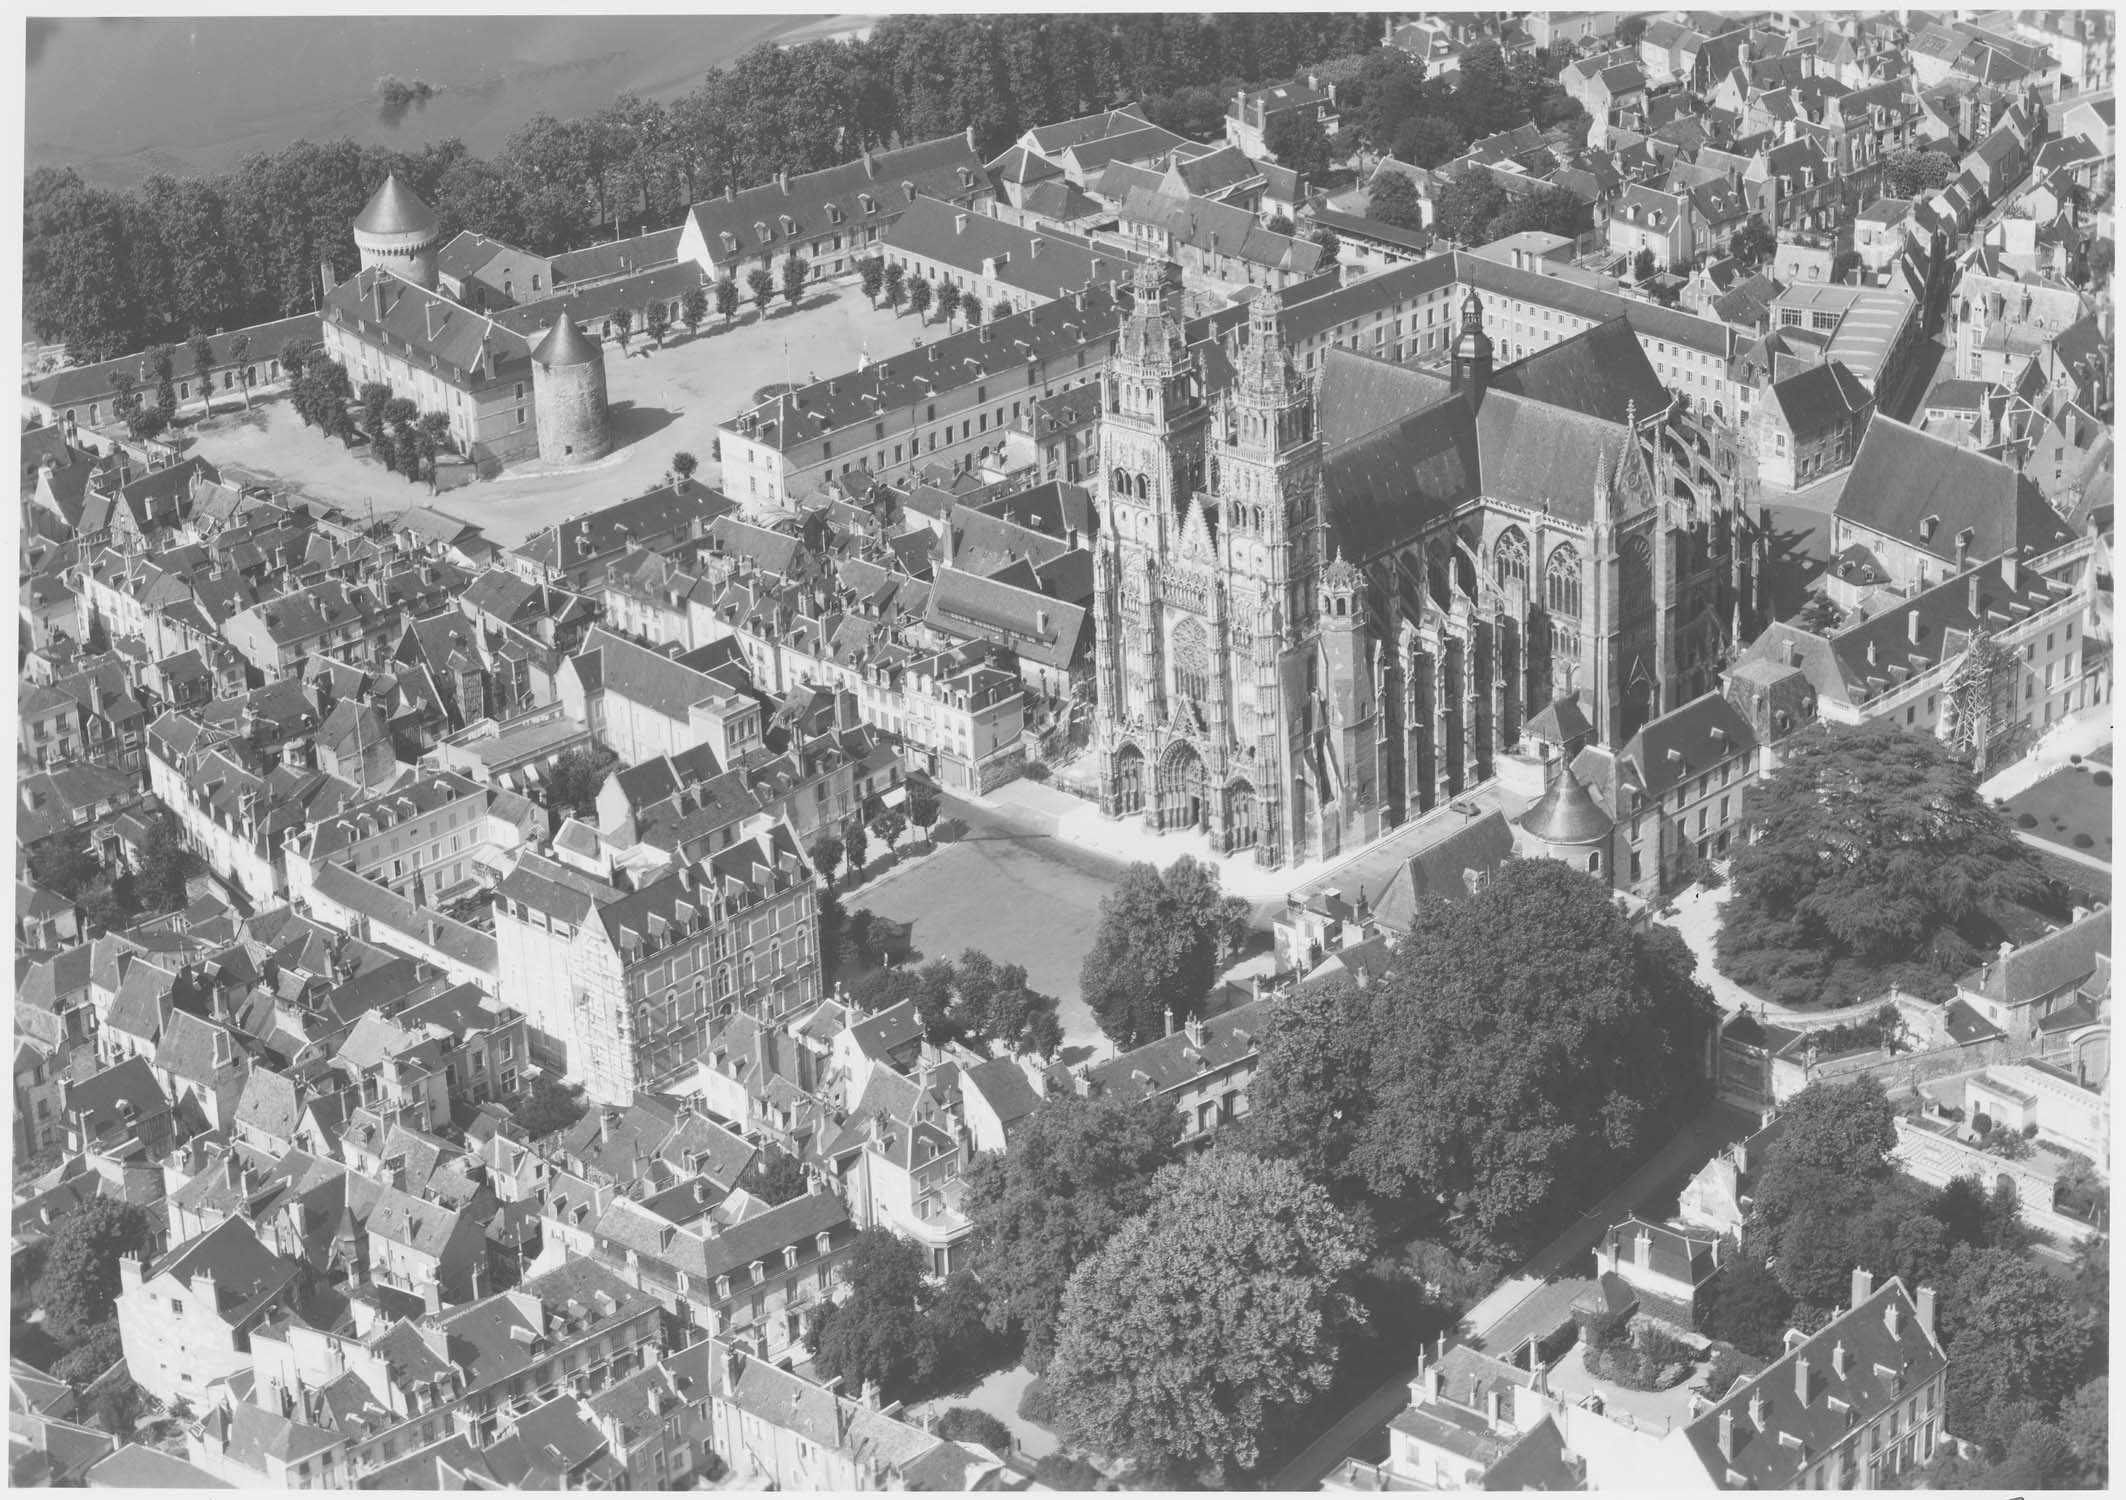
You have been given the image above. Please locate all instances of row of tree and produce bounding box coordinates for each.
[27,14,1376,359]
[858,255,1014,329]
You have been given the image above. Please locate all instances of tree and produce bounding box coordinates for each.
[1263,108,1334,180]
[147,343,178,420]
[611,307,633,352]
[279,336,309,381]
[133,810,196,913]
[1717,723,2045,1006]
[228,332,252,410]
[843,818,870,878]
[513,1077,587,1139]
[37,1200,156,1339]
[2058,1377,2109,1487]
[859,255,886,306]
[1486,184,1587,243]
[747,264,776,316]
[905,779,941,845]
[964,1091,1184,1372]
[942,950,1063,1059]
[991,297,1013,324]
[883,261,906,311]
[681,284,708,335]
[1047,1151,1371,1478]
[28,827,102,901]
[645,298,670,347]
[1433,169,1508,245]
[1079,857,1251,1049]
[1729,217,1778,266]
[546,745,617,822]
[1943,1247,2100,1453]
[937,280,963,326]
[1366,172,1428,232]
[415,410,452,481]
[781,251,809,308]
[907,275,934,323]
[808,831,844,887]
[1309,224,1341,266]
[1699,1252,1798,1360]
[1389,114,1465,168]
[714,274,740,325]
[1342,861,1712,1244]
[670,450,698,482]
[188,332,216,418]
[1618,16,1649,47]
[1240,975,1372,1196]
[50,1322,125,1386]
[962,297,984,329]
[1349,47,1431,151]
[1882,148,1956,199]
[806,1229,993,1402]
[739,1144,811,1205]
[936,1406,1013,1455]
[2088,239,2114,287]
[1634,246,1658,282]
[871,806,907,850]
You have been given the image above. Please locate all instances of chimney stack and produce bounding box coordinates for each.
[1748,1391,1767,1431]
[1718,1409,1736,1459]
[1916,1286,1936,1337]
[1851,1267,1874,1308]
[1908,611,1922,645]
[1831,1340,1849,1378]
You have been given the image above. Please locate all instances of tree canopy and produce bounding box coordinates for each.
[1716,723,2044,1006]
[1046,1150,1371,1478]
[37,1200,157,1340]
[961,1091,1183,1370]
[806,1230,1000,1402]
[1079,857,1252,1048]
[1940,1246,2102,1454]
[1365,172,1427,232]
[1263,109,1334,180]
[1250,860,1709,1246]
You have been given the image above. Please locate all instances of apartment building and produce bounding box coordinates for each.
[1574,691,1760,896]
[562,627,768,769]
[287,769,531,912]
[492,827,819,1103]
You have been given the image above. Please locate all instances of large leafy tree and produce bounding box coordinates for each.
[1334,860,1710,1243]
[1940,1246,2101,1454]
[1432,168,1508,245]
[1486,184,1587,243]
[1882,148,1957,199]
[1717,723,2043,1006]
[1233,975,1371,1197]
[962,1092,1183,1371]
[1079,857,1252,1049]
[1046,1151,1371,1479]
[806,1230,999,1402]
[1365,172,1428,232]
[1699,1252,1796,1360]
[1263,108,1334,179]
[1347,47,1430,150]
[38,1200,157,1340]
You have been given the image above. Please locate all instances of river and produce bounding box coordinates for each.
[25,13,863,190]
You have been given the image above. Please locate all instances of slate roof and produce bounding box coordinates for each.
[883,195,1138,300]
[1085,997,1267,1102]
[324,268,530,388]
[1769,360,1872,432]
[1603,1213,1723,1286]
[83,1445,232,1487]
[1518,762,1614,843]
[684,132,987,268]
[21,315,320,411]
[355,174,439,236]
[1837,417,2074,565]
[961,1059,1042,1130]
[1681,1279,1946,1488]
[1958,908,2108,1007]
[1118,187,1325,275]
[1618,692,1757,800]
[551,227,684,287]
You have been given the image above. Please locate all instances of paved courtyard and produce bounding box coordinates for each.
[853,812,1129,1066]
[183,279,929,548]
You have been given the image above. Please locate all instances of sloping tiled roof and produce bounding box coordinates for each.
[354,174,439,237]
[1836,417,2074,565]
[1959,907,2108,1007]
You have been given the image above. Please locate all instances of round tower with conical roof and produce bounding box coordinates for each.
[1515,760,1614,879]
[531,312,611,465]
[353,174,441,291]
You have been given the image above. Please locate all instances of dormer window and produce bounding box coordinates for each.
[715,1274,731,1300]
[826,202,842,224]
[902,180,916,203]
[815,1231,831,1256]
[859,192,876,214]
[755,222,771,244]
[779,214,795,236]
[720,231,738,255]
[750,1259,766,1285]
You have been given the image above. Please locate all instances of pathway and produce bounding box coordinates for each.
[1978,706,2114,802]
[1660,883,1886,1025]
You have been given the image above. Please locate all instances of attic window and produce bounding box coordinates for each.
[902,180,916,203]
[826,202,842,223]
[859,193,876,214]
[720,232,738,254]
[779,214,795,236]
[755,222,771,244]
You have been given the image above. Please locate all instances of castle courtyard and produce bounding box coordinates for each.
[184,279,933,547]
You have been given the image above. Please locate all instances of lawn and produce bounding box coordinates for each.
[2005,761,2114,860]
[182,278,930,548]
[853,828,1128,1066]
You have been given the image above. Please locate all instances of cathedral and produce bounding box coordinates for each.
[1091,260,1763,868]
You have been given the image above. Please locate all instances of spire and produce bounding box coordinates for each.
[1451,287,1494,406]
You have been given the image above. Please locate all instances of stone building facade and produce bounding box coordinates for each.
[1091,260,1760,868]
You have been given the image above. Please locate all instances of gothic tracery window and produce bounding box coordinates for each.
[1171,617,1211,703]
[1494,527,1530,590]
[1545,544,1582,618]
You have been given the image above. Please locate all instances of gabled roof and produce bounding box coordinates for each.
[1959,907,2108,1007]
[1836,417,2074,564]
[1619,692,1757,800]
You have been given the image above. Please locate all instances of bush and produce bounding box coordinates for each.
[935,1407,1014,1455]
[2094,771,2112,788]
[1034,1453,1107,1490]
[1972,1113,1994,1137]
[1704,1342,1766,1400]
[1018,1374,1061,1426]
[1021,762,1052,782]
[2069,754,2082,765]
[2072,832,2094,849]
[2022,1122,2039,1139]
[932,817,968,845]
[2017,813,2039,829]
[51,1323,124,1385]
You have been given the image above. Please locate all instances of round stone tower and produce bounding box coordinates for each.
[530,313,611,465]
[353,173,441,290]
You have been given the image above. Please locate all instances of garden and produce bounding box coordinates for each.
[2003,757,2113,859]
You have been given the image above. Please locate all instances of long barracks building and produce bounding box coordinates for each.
[719,245,1754,510]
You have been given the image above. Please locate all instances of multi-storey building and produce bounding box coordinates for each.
[1226,75,1339,160]
[287,769,531,911]
[492,827,819,1103]
[1089,260,1758,867]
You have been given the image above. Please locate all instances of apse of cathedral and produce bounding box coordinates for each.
[1092,259,1766,869]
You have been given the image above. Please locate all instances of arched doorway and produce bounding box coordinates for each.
[1226,778,1259,851]
[1114,744,1145,815]
[1160,742,1206,832]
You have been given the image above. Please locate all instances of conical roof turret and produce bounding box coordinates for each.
[1517,759,1614,845]
[354,174,439,237]
[531,312,601,368]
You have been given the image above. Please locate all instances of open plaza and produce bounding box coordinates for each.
[183,280,930,546]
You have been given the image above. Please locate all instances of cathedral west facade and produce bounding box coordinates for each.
[1091,260,1764,869]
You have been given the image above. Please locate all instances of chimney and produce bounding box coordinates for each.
[861,1379,882,1410]
[1831,1340,1849,1378]
[778,169,790,194]
[1865,639,1878,667]
[1748,1391,1767,1431]
[2000,552,2019,590]
[1784,638,1801,667]
[1029,235,1043,259]
[1851,1267,1873,1308]
[955,212,968,235]
[1886,1297,1904,1338]
[1165,1007,1177,1038]
[1916,1286,1936,1337]
[1795,1355,1813,1405]
[1636,1228,1653,1269]
[422,1277,443,1316]
[965,124,977,154]
[1718,1409,1736,1459]
[1425,1363,1443,1403]
[1968,573,1982,615]
[1485,1384,1503,1428]
[1908,611,1922,645]
[723,1345,746,1385]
